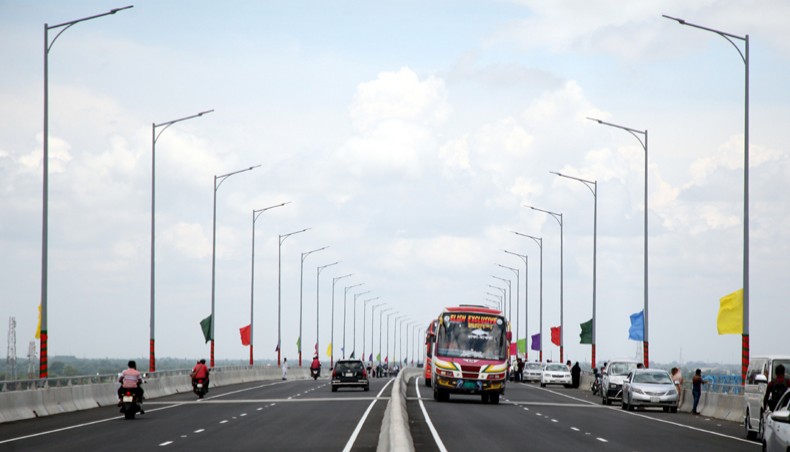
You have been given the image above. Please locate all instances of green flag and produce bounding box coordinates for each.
[579,319,593,344]
[200,315,212,343]
[296,336,301,351]
[376,353,381,361]
[517,338,526,354]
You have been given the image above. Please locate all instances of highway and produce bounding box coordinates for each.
[0,377,393,451]
[406,375,760,452]
[0,374,763,451]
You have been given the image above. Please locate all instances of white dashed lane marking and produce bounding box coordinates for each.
[597,438,608,443]
[159,441,173,447]
[194,429,205,433]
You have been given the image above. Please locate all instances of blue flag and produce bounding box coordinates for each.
[628,310,644,341]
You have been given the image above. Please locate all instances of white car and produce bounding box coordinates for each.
[764,389,790,451]
[601,359,640,405]
[523,362,544,383]
[541,363,571,388]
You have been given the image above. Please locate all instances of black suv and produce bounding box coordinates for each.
[331,359,369,392]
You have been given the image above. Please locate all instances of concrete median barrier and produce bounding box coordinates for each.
[378,369,418,452]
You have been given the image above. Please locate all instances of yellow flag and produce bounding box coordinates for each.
[326,343,332,358]
[717,289,743,335]
[36,305,41,339]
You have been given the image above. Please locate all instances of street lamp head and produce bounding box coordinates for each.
[111,5,134,14]
[586,116,603,124]
[198,109,215,116]
[662,14,685,25]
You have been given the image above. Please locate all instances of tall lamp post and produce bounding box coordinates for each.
[298,247,328,366]
[249,202,289,366]
[552,171,597,368]
[211,165,260,368]
[371,303,387,362]
[316,262,339,363]
[379,308,394,366]
[586,118,648,367]
[497,264,519,355]
[277,227,310,366]
[343,283,364,358]
[362,298,381,361]
[486,292,503,311]
[352,290,371,358]
[40,4,133,379]
[503,250,528,360]
[151,109,214,372]
[331,274,353,367]
[513,232,543,362]
[488,286,506,312]
[662,13,750,385]
[525,205,564,363]
[491,275,512,321]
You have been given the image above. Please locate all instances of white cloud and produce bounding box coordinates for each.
[162,222,211,259]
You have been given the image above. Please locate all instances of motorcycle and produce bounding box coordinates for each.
[193,378,209,398]
[591,374,602,396]
[119,388,142,420]
[310,367,320,380]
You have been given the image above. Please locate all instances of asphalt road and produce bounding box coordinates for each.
[0,376,393,452]
[406,376,761,452]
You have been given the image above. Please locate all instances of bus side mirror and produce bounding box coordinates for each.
[506,331,512,342]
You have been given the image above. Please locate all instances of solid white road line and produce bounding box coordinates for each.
[415,377,449,452]
[341,379,395,452]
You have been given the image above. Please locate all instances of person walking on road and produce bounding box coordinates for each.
[691,368,706,415]
[671,367,684,406]
[282,357,289,380]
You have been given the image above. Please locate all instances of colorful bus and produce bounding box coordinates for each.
[431,305,510,404]
[424,319,438,387]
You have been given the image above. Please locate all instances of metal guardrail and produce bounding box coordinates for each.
[0,365,271,392]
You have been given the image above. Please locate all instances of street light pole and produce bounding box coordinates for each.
[40,4,133,379]
[151,109,214,372]
[486,290,504,311]
[316,262,339,362]
[211,165,260,368]
[662,13,750,385]
[299,247,328,366]
[503,250,528,360]
[343,283,364,359]
[525,205,564,363]
[371,303,386,363]
[249,202,289,366]
[352,291,371,358]
[587,119,648,367]
[491,275,512,322]
[331,274,353,367]
[277,227,310,366]
[497,264,519,356]
[379,308,393,367]
[513,232,543,362]
[362,298,381,361]
[552,171,597,368]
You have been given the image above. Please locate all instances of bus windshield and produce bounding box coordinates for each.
[435,312,507,360]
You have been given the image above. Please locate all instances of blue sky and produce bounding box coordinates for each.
[1,0,788,368]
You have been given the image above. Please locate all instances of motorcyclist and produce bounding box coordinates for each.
[118,360,144,414]
[310,354,321,377]
[191,359,210,394]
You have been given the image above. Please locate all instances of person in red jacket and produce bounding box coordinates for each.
[191,359,210,393]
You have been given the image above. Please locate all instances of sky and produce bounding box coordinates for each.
[1,0,789,369]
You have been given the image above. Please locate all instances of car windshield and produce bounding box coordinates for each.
[546,364,567,372]
[336,361,363,372]
[633,371,672,384]
[435,313,508,360]
[608,362,638,376]
[526,363,543,370]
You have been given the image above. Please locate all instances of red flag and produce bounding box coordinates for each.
[385,356,388,363]
[239,324,251,346]
[550,326,561,346]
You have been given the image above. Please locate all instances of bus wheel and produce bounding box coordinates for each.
[481,393,490,404]
[490,393,500,405]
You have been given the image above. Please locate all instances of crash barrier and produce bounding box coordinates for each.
[0,366,308,424]
[378,368,418,452]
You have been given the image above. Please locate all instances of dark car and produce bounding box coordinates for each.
[332,359,369,392]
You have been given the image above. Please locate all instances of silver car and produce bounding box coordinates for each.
[621,369,679,413]
[523,362,543,383]
[764,389,790,451]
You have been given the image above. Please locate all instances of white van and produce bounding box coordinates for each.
[744,355,790,440]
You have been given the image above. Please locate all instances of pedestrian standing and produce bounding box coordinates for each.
[691,368,706,414]
[571,362,581,388]
[671,367,684,406]
[282,357,289,380]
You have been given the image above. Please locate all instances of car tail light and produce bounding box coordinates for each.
[332,370,337,378]
[362,369,367,378]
